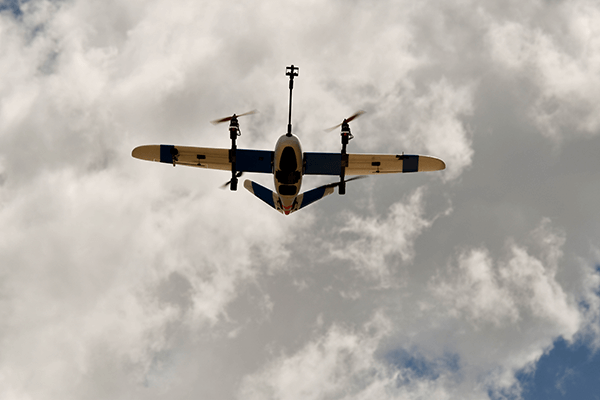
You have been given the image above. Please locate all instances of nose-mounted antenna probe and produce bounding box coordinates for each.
[286,65,299,137]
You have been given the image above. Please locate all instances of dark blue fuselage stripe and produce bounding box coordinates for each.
[160,144,175,164]
[402,155,419,173]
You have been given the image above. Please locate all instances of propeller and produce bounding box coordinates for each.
[324,110,366,132]
[220,172,244,189]
[322,176,365,189]
[210,110,258,125]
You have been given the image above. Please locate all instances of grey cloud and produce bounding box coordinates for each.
[1,0,600,399]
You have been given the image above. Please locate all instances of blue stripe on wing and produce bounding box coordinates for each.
[401,155,419,173]
[236,149,273,173]
[303,152,341,175]
[160,144,176,164]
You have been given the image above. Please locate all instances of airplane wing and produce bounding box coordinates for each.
[132,144,273,173]
[303,152,445,176]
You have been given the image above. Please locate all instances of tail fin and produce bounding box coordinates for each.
[243,180,281,213]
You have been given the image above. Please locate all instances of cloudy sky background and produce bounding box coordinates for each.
[1,0,600,399]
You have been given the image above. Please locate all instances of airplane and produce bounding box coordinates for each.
[132,65,446,215]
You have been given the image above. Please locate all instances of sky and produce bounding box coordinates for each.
[1,0,600,399]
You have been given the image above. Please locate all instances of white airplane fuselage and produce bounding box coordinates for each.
[273,134,303,214]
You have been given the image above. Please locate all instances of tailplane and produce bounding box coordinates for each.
[243,180,282,214]
[295,185,335,211]
[244,180,335,215]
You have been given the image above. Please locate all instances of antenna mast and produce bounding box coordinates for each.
[286,65,299,137]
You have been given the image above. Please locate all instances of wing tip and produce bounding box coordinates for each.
[243,179,254,193]
[438,158,446,171]
[131,146,146,160]
[131,145,159,161]
[420,155,446,171]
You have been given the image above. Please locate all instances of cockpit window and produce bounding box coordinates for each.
[276,146,300,184]
[280,147,297,171]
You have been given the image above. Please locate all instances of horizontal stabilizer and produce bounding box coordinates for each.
[243,180,280,213]
[296,185,335,211]
[243,180,335,215]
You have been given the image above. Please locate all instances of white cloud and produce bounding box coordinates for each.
[487,1,600,140]
[580,247,600,349]
[343,77,474,184]
[0,163,296,398]
[239,314,459,400]
[421,219,588,397]
[1,0,600,399]
[239,319,386,400]
[433,248,520,326]
[329,187,440,286]
[432,219,578,333]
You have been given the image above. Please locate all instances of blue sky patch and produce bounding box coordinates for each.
[517,337,600,400]
[0,0,24,17]
[385,349,460,382]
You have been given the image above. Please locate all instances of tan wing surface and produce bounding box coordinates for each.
[345,154,446,175]
[132,144,274,173]
[132,144,231,170]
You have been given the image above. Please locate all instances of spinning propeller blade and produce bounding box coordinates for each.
[323,176,365,189]
[220,172,244,189]
[324,110,366,132]
[210,110,258,125]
